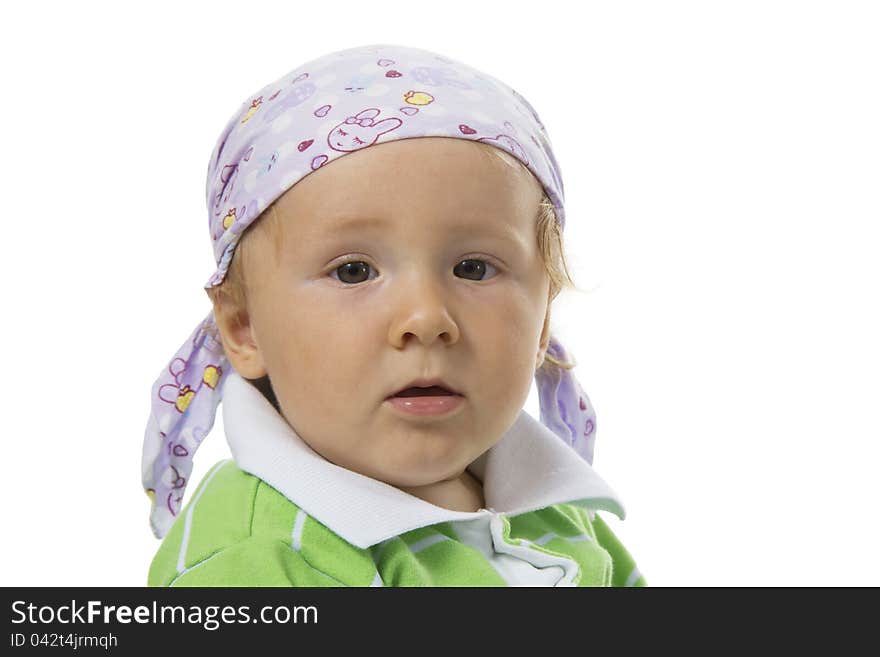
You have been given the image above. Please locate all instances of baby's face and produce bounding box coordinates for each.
[230,137,550,490]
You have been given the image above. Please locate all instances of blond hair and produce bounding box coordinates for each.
[207,143,580,371]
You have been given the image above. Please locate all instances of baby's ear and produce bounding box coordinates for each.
[208,291,267,379]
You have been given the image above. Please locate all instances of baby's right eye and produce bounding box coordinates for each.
[331,261,377,285]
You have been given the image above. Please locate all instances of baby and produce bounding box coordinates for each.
[143,44,646,587]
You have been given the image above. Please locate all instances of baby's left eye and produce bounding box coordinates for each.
[454,259,498,281]
[332,261,377,285]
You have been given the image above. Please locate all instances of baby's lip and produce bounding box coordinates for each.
[387,377,463,399]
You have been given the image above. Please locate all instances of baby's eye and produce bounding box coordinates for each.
[330,258,499,286]
[353,136,365,145]
[332,261,377,285]
[454,259,498,281]
[338,129,348,136]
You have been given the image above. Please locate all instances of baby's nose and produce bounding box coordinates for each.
[389,282,460,348]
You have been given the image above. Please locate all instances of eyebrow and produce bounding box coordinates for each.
[320,215,529,249]
[321,215,393,231]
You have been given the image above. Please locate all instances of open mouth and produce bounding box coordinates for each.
[393,386,458,398]
[385,384,465,417]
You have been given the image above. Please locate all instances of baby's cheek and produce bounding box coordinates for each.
[475,299,537,349]
[476,309,540,401]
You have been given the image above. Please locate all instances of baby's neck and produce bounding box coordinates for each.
[398,468,486,512]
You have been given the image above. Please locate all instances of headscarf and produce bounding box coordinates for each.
[142,44,598,539]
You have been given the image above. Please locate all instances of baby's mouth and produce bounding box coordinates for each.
[393,386,458,398]
[384,385,466,417]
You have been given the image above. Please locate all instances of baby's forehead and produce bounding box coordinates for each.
[277,148,540,224]
[239,139,546,270]
[287,137,539,200]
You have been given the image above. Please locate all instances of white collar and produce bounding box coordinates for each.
[222,371,626,549]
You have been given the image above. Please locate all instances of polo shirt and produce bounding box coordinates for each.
[148,372,646,587]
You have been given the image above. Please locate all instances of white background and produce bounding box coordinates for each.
[2,0,877,586]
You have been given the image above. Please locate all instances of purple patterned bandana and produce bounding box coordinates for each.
[142,44,597,539]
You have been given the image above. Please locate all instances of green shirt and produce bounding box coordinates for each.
[149,460,645,587]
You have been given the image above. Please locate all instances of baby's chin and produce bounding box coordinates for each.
[369,453,480,490]
[305,424,486,486]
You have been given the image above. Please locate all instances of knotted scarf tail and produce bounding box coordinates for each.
[141,310,229,538]
[534,335,597,465]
